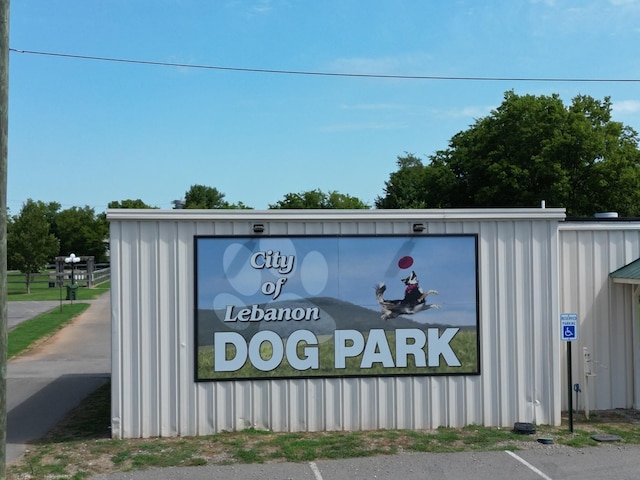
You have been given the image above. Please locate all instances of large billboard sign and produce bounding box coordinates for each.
[195,235,479,381]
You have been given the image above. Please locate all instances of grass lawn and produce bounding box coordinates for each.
[8,273,110,301]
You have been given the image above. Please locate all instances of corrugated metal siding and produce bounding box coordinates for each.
[558,223,640,411]
[109,209,564,438]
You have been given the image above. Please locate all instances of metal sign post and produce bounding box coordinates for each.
[561,313,579,433]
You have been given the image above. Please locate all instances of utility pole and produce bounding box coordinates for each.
[0,1,10,479]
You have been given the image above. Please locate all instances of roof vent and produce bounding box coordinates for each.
[594,212,619,219]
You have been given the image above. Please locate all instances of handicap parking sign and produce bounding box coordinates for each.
[560,313,578,341]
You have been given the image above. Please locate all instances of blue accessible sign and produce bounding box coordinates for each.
[560,313,578,342]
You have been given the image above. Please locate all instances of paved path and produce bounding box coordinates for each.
[91,444,640,480]
[6,292,111,463]
[8,300,61,330]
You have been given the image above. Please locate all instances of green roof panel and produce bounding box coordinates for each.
[610,258,640,282]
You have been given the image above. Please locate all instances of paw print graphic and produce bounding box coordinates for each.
[211,238,337,338]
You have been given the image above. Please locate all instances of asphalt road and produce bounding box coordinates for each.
[91,444,640,480]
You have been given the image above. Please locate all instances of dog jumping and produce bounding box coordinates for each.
[375,270,440,321]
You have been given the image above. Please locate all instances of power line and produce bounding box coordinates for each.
[9,48,640,83]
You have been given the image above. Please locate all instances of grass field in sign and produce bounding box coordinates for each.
[198,328,478,380]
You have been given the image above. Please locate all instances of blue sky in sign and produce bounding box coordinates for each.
[196,235,478,326]
[8,0,640,214]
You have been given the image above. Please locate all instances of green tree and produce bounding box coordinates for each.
[376,92,640,217]
[374,154,430,209]
[52,206,109,263]
[108,199,157,209]
[7,199,60,293]
[181,185,251,209]
[269,189,370,209]
[42,201,61,227]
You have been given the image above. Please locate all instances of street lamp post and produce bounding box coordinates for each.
[64,253,80,303]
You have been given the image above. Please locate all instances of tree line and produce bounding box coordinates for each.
[7,188,371,291]
[376,92,640,215]
[9,91,640,290]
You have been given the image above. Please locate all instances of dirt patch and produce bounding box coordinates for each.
[582,409,640,424]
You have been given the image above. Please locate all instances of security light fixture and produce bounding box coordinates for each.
[412,223,425,233]
[253,223,265,234]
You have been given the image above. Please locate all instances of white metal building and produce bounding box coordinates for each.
[107,208,640,439]
[558,219,640,413]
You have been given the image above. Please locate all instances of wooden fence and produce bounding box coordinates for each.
[7,264,110,293]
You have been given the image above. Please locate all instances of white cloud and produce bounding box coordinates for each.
[329,57,403,75]
[226,0,274,16]
[339,103,404,111]
[328,53,434,76]
[251,0,273,14]
[612,100,640,114]
[319,122,406,133]
[439,105,495,119]
[609,0,639,6]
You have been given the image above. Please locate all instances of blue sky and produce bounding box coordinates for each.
[8,0,640,213]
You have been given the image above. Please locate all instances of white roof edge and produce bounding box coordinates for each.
[559,221,640,231]
[107,208,566,222]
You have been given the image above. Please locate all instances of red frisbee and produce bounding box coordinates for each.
[398,256,414,269]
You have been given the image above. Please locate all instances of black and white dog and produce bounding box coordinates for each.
[375,270,439,320]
